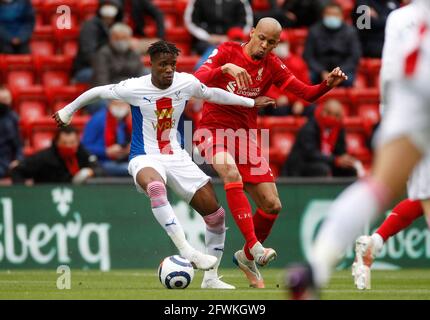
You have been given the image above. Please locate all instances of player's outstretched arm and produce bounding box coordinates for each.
[200,84,277,109]
[281,67,347,103]
[52,85,114,127]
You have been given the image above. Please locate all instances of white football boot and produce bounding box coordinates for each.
[201,276,236,289]
[184,250,217,271]
[249,242,277,267]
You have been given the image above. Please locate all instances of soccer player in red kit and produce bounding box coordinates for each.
[194,17,348,288]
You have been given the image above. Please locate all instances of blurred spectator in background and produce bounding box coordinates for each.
[351,0,400,58]
[0,86,22,178]
[252,0,328,28]
[92,23,146,87]
[81,100,131,176]
[184,0,253,55]
[130,0,165,39]
[11,127,98,184]
[284,99,358,177]
[0,0,35,54]
[304,2,361,87]
[72,0,124,84]
[261,30,314,117]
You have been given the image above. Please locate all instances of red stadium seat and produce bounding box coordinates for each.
[30,40,56,56]
[345,132,372,162]
[153,0,176,14]
[19,101,46,123]
[53,24,79,56]
[354,72,367,89]
[29,115,89,151]
[287,28,308,55]
[251,0,270,11]
[166,27,192,43]
[316,88,352,116]
[174,0,188,19]
[77,0,99,22]
[176,55,200,73]
[40,0,79,24]
[270,131,296,160]
[359,58,382,87]
[0,55,35,88]
[34,55,73,87]
[32,131,54,151]
[175,42,191,56]
[357,103,380,124]
[45,85,88,112]
[49,8,79,33]
[258,116,298,130]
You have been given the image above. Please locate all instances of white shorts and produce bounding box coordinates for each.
[407,154,430,200]
[128,149,211,203]
[376,83,430,154]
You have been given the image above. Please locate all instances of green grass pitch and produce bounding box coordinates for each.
[1,269,430,300]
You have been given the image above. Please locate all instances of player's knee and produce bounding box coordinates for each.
[262,197,282,215]
[147,181,168,207]
[221,166,242,184]
[203,207,226,234]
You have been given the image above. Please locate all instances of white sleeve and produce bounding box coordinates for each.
[58,80,131,124]
[379,12,401,114]
[190,76,254,108]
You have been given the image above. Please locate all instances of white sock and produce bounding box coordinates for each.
[311,180,389,287]
[371,233,384,253]
[202,207,226,279]
[152,205,194,256]
[204,228,225,279]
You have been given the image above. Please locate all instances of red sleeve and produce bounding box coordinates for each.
[270,54,331,103]
[194,43,231,85]
[280,78,332,103]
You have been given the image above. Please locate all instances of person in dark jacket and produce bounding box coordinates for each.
[304,2,361,87]
[130,0,165,39]
[284,99,357,177]
[81,100,131,176]
[92,23,145,87]
[72,0,124,83]
[11,127,98,184]
[0,86,22,178]
[184,0,254,55]
[252,0,328,28]
[351,0,400,58]
[0,0,35,54]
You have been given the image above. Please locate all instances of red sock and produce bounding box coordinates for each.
[225,182,258,255]
[376,199,423,241]
[243,208,279,260]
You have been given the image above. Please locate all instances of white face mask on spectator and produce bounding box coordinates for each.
[111,40,130,53]
[273,43,290,59]
[100,4,118,18]
[110,106,129,119]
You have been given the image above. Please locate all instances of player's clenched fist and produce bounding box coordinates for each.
[52,110,72,127]
[221,63,253,89]
[326,67,348,88]
[254,96,276,108]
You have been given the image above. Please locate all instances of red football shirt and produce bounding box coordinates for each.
[194,41,331,130]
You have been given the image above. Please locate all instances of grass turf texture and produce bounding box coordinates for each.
[1,269,430,300]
